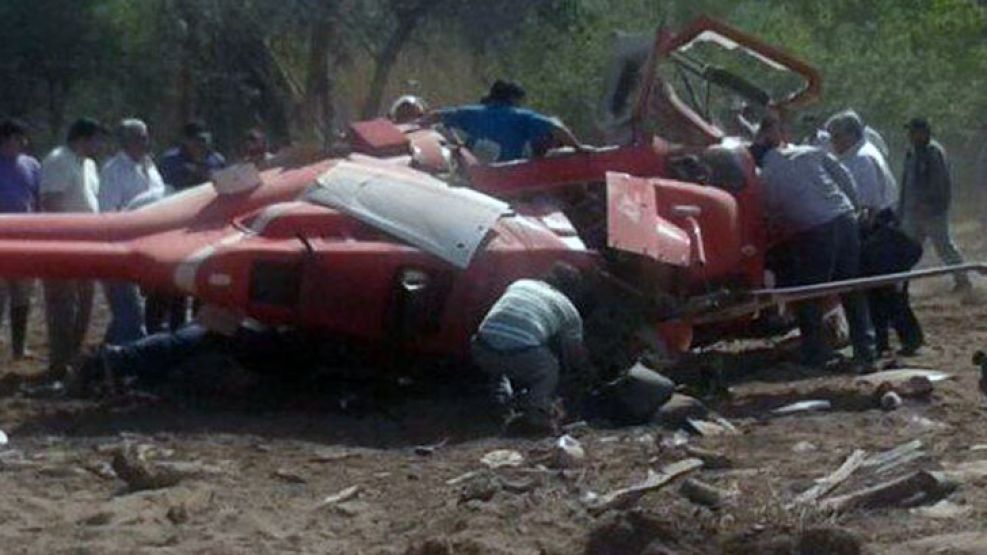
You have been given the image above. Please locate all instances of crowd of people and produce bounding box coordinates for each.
[0,116,273,378]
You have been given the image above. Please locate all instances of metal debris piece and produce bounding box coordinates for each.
[315,485,361,509]
[480,449,524,469]
[772,400,832,416]
[686,418,739,436]
[855,369,952,387]
[585,458,704,515]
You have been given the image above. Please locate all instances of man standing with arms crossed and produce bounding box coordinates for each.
[40,117,107,378]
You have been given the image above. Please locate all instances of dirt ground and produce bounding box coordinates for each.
[1,222,986,555]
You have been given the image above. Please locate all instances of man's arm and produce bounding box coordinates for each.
[822,153,860,209]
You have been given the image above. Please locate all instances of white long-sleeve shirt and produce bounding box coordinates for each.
[98,151,165,212]
[837,138,898,211]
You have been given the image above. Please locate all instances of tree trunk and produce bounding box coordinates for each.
[360,0,438,120]
[304,19,337,147]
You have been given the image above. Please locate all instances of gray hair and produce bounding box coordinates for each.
[117,118,148,145]
[825,110,864,142]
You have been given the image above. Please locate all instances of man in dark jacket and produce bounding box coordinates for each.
[900,118,971,291]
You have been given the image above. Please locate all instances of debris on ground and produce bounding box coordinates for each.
[793,450,867,505]
[314,485,361,509]
[772,399,833,416]
[880,390,903,411]
[272,467,307,484]
[480,449,524,469]
[685,417,738,437]
[655,394,709,428]
[910,499,972,519]
[584,458,703,515]
[552,435,586,469]
[110,446,184,492]
[820,470,957,513]
[458,472,499,504]
[679,477,733,508]
[683,446,732,469]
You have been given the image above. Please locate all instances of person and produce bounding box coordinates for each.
[0,118,40,359]
[751,116,876,369]
[153,121,226,332]
[826,110,898,214]
[899,117,972,292]
[827,111,921,355]
[388,95,427,125]
[471,262,596,436]
[158,121,226,191]
[240,128,274,167]
[425,80,591,163]
[40,117,108,378]
[99,119,165,345]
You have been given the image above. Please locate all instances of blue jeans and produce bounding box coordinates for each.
[779,214,876,365]
[103,282,146,345]
[108,323,216,385]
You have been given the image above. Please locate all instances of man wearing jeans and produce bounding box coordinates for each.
[471,263,596,436]
[99,119,165,344]
[752,116,876,369]
[899,118,971,292]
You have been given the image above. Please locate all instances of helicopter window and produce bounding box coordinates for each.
[249,260,301,307]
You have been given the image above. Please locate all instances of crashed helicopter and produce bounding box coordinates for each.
[0,17,979,371]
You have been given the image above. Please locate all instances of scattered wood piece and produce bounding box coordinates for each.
[793,450,866,506]
[445,470,481,486]
[820,470,957,513]
[585,458,703,515]
[272,468,307,484]
[480,449,524,469]
[680,478,732,508]
[686,418,738,437]
[910,500,971,520]
[940,460,987,481]
[863,440,924,472]
[314,485,361,509]
[309,449,361,464]
[684,446,732,470]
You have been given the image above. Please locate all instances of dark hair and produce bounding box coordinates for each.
[183,120,210,140]
[543,261,585,302]
[482,80,526,105]
[0,118,28,141]
[66,117,108,143]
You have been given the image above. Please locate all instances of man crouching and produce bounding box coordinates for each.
[471,262,596,437]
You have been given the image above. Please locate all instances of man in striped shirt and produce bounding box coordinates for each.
[471,262,595,436]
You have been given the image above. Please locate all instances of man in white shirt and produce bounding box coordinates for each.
[40,117,107,378]
[827,111,898,213]
[99,119,164,345]
[752,116,876,369]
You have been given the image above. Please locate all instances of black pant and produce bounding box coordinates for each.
[778,214,876,365]
[868,284,923,352]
